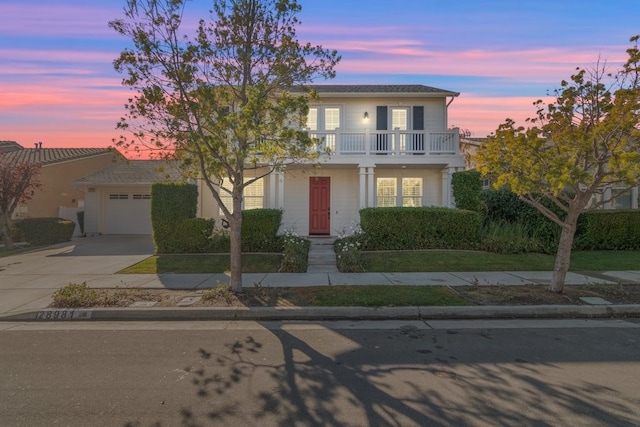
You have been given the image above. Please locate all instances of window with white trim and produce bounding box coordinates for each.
[376,177,423,207]
[307,106,341,152]
[109,194,128,200]
[306,108,318,130]
[402,178,423,207]
[376,178,397,207]
[219,178,264,215]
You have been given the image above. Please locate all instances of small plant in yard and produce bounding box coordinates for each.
[202,284,237,305]
[334,222,366,272]
[51,282,99,308]
[279,228,309,272]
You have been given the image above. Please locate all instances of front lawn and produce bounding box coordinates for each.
[359,250,640,272]
[119,253,282,274]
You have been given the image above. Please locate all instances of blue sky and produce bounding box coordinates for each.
[1,0,638,149]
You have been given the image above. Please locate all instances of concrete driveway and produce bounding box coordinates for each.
[0,235,155,314]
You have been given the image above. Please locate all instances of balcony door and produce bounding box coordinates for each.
[309,177,330,235]
[391,107,408,152]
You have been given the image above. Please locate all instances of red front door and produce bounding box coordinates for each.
[309,177,330,235]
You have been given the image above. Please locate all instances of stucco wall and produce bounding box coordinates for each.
[21,152,119,218]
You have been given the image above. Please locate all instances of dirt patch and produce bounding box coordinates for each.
[49,284,640,308]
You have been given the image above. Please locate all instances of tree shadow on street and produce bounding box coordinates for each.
[133,323,640,426]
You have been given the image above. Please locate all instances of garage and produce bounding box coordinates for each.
[73,160,184,236]
[105,193,152,234]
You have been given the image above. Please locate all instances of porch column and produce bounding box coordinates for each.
[441,167,453,208]
[269,170,277,208]
[277,170,285,209]
[367,167,375,207]
[359,166,367,209]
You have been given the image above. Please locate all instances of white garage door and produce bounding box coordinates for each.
[106,193,152,234]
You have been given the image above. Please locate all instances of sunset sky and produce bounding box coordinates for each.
[1,0,638,153]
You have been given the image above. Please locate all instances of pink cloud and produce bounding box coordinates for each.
[449,95,557,137]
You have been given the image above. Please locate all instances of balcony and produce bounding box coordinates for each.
[309,128,460,157]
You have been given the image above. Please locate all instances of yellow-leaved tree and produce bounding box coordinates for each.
[476,36,640,293]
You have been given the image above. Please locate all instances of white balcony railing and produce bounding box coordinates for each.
[309,128,459,156]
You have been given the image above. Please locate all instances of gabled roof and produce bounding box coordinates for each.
[1,146,120,165]
[305,84,459,97]
[0,141,23,153]
[73,160,185,186]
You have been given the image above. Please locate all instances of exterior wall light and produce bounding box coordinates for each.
[364,111,369,120]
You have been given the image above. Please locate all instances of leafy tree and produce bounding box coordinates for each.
[0,155,42,249]
[476,36,640,293]
[110,0,340,291]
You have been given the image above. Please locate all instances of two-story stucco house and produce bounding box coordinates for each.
[200,84,466,236]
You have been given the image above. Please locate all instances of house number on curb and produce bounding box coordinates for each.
[35,310,92,320]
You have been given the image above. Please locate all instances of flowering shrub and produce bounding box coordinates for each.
[279,229,310,272]
[334,222,366,272]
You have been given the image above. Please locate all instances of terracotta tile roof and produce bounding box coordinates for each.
[1,146,120,165]
[73,160,185,186]
[305,84,459,96]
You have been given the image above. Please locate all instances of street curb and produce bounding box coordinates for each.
[2,304,640,322]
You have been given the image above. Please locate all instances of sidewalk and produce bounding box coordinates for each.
[2,270,640,322]
[1,235,640,322]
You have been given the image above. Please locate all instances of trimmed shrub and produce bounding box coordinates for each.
[359,207,482,250]
[575,210,640,250]
[15,217,75,245]
[241,209,282,252]
[172,218,215,253]
[452,170,482,211]
[151,183,198,253]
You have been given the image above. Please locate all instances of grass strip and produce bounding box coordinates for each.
[118,253,282,274]
[295,285,467,307]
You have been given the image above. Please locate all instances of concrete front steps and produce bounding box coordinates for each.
[306,237,339,273]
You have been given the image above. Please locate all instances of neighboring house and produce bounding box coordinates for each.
[72,160,185,235]
[74,85,466,236]
[1,141,123,229]
[459,137,484,171]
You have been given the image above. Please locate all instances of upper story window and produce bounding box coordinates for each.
[307,106,341,152]
[306,106,341,131]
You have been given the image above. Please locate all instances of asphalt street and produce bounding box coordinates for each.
[1,319,639,426]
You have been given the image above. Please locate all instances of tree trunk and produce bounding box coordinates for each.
[549,212,579,293]
[0,213,14,250]
[228,198,243,293]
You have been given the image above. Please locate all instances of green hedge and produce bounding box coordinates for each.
[15,217,75,245]
[359,207,482,250]
[241,209,283,252]
[452,170,482,211]
[575,210,640,250]
[151,183,198,253]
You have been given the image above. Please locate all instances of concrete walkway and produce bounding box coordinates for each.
[1,235,640,321]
